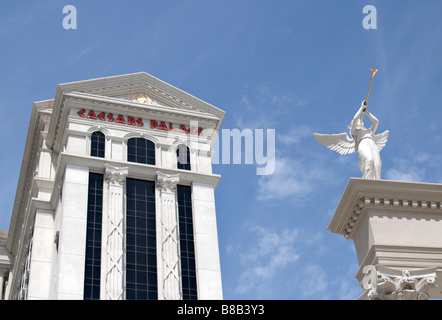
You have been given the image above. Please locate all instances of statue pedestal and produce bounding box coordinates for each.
[328,178,442,299]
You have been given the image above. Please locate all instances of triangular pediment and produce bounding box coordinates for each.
[47,72,225,152]
[55,72,225,119]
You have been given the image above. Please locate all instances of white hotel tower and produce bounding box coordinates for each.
[0,72,225,300]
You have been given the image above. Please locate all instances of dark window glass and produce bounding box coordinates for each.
[84,173,104,300]
[126,178,157,300]
[91,131,105,158]
[176,145,191,171]
[177,185,197,300]
[127,138,155,165]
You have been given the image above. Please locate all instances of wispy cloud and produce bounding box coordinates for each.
[295,262,361,300]
[384,151,442,183]
[234,224,300,296]
[70,42,101,62]
[298,264,328,298]
[230,223,359,299]
[278,124,314,146]
[257,156,318,201]
[235,84,308,129]
[230,84,334,202]
[385,168,423,182]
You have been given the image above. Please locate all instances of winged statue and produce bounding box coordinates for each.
[314,101,389,179]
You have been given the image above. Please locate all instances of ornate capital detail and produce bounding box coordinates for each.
[361,265,437,300]
[105,164,128,186]
[156,171,180,193]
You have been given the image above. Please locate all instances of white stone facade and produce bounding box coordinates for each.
[0,72,225,300]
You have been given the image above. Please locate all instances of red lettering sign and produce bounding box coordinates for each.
[158,121,168,131]
[97,112,106,121]
[115,115,126,124]
[77,109,203,135]
[87,110,97,119]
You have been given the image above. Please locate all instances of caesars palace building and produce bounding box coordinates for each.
[0,72,225,300]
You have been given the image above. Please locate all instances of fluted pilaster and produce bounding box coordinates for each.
[157,171,181,300]
[104,164,128,300]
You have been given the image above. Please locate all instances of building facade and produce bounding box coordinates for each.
[0,72,225,300]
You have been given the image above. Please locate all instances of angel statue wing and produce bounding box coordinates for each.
[373,130,389,152]
[313,132,356,155]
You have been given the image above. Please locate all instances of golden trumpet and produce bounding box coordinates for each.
[361,68,378,121]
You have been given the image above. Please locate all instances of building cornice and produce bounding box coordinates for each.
[328,178,442,240]
[49,153,222,210]
[47,72,226,153]
[66,92,221,122]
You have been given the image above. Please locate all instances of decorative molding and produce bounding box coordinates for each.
[83,80,203,113]
[156,171,180,193]
[52,153,221,198]
[343,196,442,239]
[328,178,442,240]
[156,171,181,300]
[65,92,219,124]
[361,265,437,300]
[104,164,128,300]
[104,164,128,186]
[47,74,226,160]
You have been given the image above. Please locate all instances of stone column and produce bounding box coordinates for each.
[156,171,181,300]
[192,182,223,299]
[57,164,89,299]
[328,178,442,300]
[104,164,128,300]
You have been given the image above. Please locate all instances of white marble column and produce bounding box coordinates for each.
[192,182,223,299]
[156,171,181,300]
[104,164,128,300]
[57,164,89,300]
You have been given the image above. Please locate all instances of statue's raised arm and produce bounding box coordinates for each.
[314,101,389,180]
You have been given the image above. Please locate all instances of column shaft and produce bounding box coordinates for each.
[104,164,128,300]
[157,171,181,300]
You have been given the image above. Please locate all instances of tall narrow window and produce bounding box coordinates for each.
[177,144,191,171]
[84,173,103,300]
[126,178,157,300]
[90,131,105,158]
[127,138,155,165]
[177,185,197,300]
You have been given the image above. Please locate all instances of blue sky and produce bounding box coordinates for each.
[1,1,442,299]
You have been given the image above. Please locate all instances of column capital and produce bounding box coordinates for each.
[105,164,128,186]
[361,265,437,300]
[156,171,180,193]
